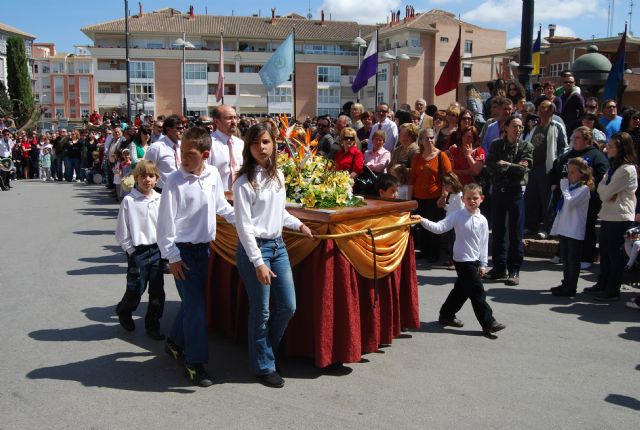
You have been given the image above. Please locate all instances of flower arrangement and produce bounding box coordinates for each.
[276,115,364,209]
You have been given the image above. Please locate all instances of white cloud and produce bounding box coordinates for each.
[318,0,402,24]
[462,0,600,27]
[507,24,577,49]
[507,36,521,48]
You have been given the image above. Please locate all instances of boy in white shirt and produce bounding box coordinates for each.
[115,160,165,339]
[156,127,235,387]
[412,183,506,336]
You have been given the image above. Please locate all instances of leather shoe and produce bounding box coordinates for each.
[550,286,576,297]
[504,273,519,286]
[146,327,166,341]
[583,284,604,294]
[117,313,135,331]
[485,268,508,280]
[258,372,285,388]
[592,291,620,302]
[439,317,464,328]
[483,321,506,335]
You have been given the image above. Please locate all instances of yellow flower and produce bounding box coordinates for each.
[336,194,347,205]
[302,191,317,208]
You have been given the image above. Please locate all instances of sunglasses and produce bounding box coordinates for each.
[343,136,356,141]
[461,116,472,121]
[606,105,617,109]
[586,105,598,109]
[564,81,574,84]
[377,109,388,113]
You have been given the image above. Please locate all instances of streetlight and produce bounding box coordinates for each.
[174,33,195,117]
[382,47,410,112]
[352,32,367,103]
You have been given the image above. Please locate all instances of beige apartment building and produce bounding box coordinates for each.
[80,6,506,119]
[31,44,96,129]
[0,22,35,91]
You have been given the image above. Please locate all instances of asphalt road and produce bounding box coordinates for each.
[1,180,638,429]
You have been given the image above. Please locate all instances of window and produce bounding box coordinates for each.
[33,64,38,74]
[539,67,547,77]
[317,88,340,105]
[440,37,449,43]
[224,84,236,95]
[440,62,447,67]
[270,87,292,103]
[131,83,154,101]
[377,67,388,82]
[240,65,261,73]
[463,64,472,78]
[464,40,473,54]
[55,107,65,118]
[130,61,154,79]
[54,76,64,103]
[67,63,74,73]
[76,62,90,73]
[146,41,164,49]
[549,62,569,77]
[410,38,421,48]
[69,107,77,118]
[98,86,112,94]
[317,66,340,83]
[40,92,51,103]
[79,78,90,104]
[185,63,207,80]
[41,77,50,89]
[41,63,50,73]
[51,62,64,73]
[317,108,340,117]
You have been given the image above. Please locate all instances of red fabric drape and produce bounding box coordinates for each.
[205,238,420,368]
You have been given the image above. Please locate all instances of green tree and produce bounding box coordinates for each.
[0,80,11,115]
[6,36,34,126]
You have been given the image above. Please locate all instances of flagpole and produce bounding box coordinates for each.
[374,28,379,107]
[456,17,461,102]
[292,26,297,121]
[220,32,225,105]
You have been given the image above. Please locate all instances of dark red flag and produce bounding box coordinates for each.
[435,27,461,96]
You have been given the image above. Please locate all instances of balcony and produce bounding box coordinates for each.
[207,72,262,85]
[96,93,126,108]
[95,69,127,83]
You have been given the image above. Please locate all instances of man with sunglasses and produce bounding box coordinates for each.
[559,74,584,136]
[599,99,622,141]
[369,103,398,152]
[584,97,599,115]
[144,114,184,192]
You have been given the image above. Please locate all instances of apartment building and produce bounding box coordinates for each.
[81,6,506,119]
[31,44,95,129]
[0,22,35,91]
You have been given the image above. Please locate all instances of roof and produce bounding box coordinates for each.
[81,8,377,43]
[378,9,485,36]
[0,22,36,40]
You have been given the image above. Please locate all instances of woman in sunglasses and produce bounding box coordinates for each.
[334,127,363,179]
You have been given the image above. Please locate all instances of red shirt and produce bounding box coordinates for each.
[449,146,485,185]
[20,141,31,159]
[334,145,364,175]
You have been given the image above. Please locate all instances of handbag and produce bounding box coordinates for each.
[351,153,378,196]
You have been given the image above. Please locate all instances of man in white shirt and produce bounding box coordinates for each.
[0,129,14,189]
[144,115,184,191]
[368,103,398,152]
[150,120,164,143]
[208,104,243,191]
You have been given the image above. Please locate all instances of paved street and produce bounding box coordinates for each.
[1,180,638,429]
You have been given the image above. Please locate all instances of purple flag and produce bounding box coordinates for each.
[352,32,377,93]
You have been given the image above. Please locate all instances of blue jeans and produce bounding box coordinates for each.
[236,237,296,375]
[491,188,525,273]
[116,245,165,330]
[558,235,582,293]
[168,243,210,365]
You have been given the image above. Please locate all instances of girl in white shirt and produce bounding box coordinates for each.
[550,158,594,296]
[232,123,313,388]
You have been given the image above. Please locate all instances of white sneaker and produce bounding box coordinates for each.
[580,262,592,270]
[536,232,548,239]
[625,300,640,310]
[550,256,561,264]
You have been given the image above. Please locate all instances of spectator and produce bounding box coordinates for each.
[369,103,398,152]
[449,126,485,186]
[350,103,365,130]
[599,99,622,141]
[334,127,363,178]
[560,75,584,136]
[580,112,607,148]
[364,130,391,174]
[315,116,339,159]
[465,85,485,129]
[356,111,374,151]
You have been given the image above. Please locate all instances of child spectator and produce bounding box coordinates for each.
[623,226,640,270]
[114,161,166,340]
[232,123,313,388]
[40,147,52,181]
[443,172,464,269]
[549,158,594,297]
[375,173,400,199]
[390,164,409,199]
[412,183,506,336]
[156,127,235,387]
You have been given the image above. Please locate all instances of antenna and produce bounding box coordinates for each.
[607,0,616,37]
[307,0,312,19]
[630,0,634,34]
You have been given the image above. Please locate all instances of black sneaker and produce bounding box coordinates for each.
[485,268,508,280]
[504,272,519,286]
[258,371,285,388]
[185,364,213,387]
[117,313,135,331]
[146,327,166,341]
[583,284,604,294]
[165,339,184,363]
[483,321,506,335]
[592,291,620,302]
[550,286,576,297]
[439,317,464,328]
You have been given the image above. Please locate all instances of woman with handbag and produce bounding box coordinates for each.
[408,128,452,262]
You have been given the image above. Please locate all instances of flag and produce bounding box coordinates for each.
[435,26,461,96]
[259,32,294,92]
[351,31,377,93]
[216,33,224,102]
[604,27,627,101]
[532,26,541,75]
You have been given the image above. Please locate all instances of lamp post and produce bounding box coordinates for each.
[352,32,367,103]
[382,47,410,112]
[174,33,195,118]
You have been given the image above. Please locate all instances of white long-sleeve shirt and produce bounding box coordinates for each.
[144,135,180,189]
[232,168,302,268]
[115,188,161,254]
[419,208,489,267]
[550,181,590,240]
[156,164,235,263]
[207,129,244,191]
[445,192,464,215]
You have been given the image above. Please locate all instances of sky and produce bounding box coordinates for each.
[1,0,637,53]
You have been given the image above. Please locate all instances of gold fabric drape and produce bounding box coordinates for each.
[211,213,411,280]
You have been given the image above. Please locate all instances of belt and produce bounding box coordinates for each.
[134,244,158,252]
[176,242,209,249]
